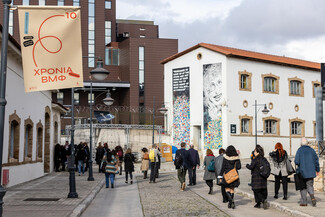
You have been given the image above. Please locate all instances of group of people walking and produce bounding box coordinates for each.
[175,137,320,210]
[96,144,136,188]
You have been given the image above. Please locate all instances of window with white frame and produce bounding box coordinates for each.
[88,93,94,105]
[264,77,276,92]
[57,92,64,104]
[265,120,277,134]
[73,0,79,6]
[241,74,248,89]
[39,0,46,5]
[241,119,249,133]
[290,80,301,95]
[9,0,13,35]
[291,121,302,135]
[105,1,111,9]
[23,0,29,5]
[105,48,119,65]
[57,0,64,6]
[74,93,79,105]
[88,0,95,67]
[139,46,145,97]
[105,21,111,44]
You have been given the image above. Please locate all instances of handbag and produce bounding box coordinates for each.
[294,166,306,191]
[101,161,107,173]
[223,162,239,184]
[285,156,295,175]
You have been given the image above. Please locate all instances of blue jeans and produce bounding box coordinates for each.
[78,160,84,174]
[105,173,115,187]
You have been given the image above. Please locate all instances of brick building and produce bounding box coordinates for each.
[0,0,178,129]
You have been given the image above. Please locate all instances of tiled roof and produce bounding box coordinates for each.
[161,43,320,71]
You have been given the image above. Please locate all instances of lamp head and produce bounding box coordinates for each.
[90,58,109,80]
[262,105,269,114]
[158,104,168,114]
[103,90,114,106]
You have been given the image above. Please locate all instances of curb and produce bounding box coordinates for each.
[69,178,105,217]
[235,189,313,217]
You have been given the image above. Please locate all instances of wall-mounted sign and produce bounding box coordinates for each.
[230,124,236,134]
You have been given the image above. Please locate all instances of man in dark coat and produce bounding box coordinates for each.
[95,143,105,173]
[188,145,200,186]
[84,143,90,172]
[175,142,193,191]
[295,137,320,207]
[215,148,227,203]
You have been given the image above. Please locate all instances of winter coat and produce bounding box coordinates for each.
[76,146,86,162]
[219,155,241,188]
[124,153,135,172]
[246,155,268,190]
[203,155,215,180]
[95,147,105,165]
[188,148,200,167]
[295,145,320,179]
[175,148,193,169]
[269,150,288,176]
[214,154,224,179]
[103,155,117,174]
[141,152,149,171]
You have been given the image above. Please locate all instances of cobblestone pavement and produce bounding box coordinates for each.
[3,170,104,217]
[137,174,230,217]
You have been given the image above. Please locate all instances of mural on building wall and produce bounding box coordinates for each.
[203,63,222,149]
[173,67,190,148]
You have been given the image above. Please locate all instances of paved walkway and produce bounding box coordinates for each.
[81,174,143,217]
[3,170,104,217]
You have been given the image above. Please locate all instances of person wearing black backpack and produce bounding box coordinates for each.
[246,145,269,209]
[175,142,192,191]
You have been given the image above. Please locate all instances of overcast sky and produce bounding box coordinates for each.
[117,0,325,63]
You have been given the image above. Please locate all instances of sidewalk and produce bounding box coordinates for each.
[3,170,105,217]
[161,159,324,217]
[235,166,324,217]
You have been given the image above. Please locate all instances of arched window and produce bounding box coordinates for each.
[262,116,280,136]
[24,118,34,161]
[262,73,279,94]
[8,112,21,163]
[289,118,305,137]
[288,77,304,97]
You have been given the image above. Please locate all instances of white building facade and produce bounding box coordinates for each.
[162,43,321,158]
[1,31,66,187]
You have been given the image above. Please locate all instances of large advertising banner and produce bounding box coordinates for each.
[173,67,190,148]
[203,63,223,149]
[18,6,83,92]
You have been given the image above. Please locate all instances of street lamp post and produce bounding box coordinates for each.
[151,96,168,147]
[68,88,78,198]
[88,58,110,181]
[0,0,12,215]
[254,100,269,146]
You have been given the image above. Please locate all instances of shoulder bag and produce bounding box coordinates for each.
[285,155,295,175]
[294,165,306,191]
[224,162,239,184]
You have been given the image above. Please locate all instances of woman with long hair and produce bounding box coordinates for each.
[269,142,289,200]
[219,145,241,209]
[124,148,135,184]
[141,147,149,179]
[203,149,215,194]
[102,150,117,188]
[246,145,269,209]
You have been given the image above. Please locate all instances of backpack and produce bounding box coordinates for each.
[259,157,271,178]
[149,149,155,162]
[174,153,183,168]
[118,150,123,158]
[207,159,215,172]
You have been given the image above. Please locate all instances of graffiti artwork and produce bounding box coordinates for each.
[173,67,190,148]
[203,63,223,149]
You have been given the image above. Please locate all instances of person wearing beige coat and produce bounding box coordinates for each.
[141,147,150,179]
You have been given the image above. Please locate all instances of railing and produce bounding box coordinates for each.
[65,123,162,131]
